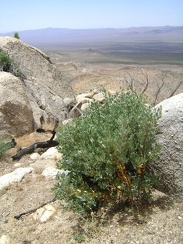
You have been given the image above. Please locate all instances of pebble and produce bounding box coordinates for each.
[32,204,56,223]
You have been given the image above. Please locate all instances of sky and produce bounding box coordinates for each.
[0,0,182,33]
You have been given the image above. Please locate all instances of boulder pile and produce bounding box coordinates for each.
[0,36,115,137]
[0,36,74,136]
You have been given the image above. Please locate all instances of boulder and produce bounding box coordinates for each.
[0,36,74,126]
[0,72,34,137]
[152,93,183,194]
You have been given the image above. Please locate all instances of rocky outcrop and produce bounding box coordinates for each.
[0,36,74,128]
[0,72,34,137]
[152,93,183,194]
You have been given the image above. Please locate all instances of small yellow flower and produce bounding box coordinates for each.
[136,164,145,175]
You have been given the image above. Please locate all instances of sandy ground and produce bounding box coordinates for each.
[0,152,183,244]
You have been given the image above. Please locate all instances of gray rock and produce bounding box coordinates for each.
[42,167,69,179]
[30,152,40,160]
[40,147,62,160]
[0,167,33,191]
[0,72,34,137]
[153,93,183,194]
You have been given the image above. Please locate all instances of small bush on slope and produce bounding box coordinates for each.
[0,48,11,72]
[0,48,24,79]
[0,139,12,159]
[14,32,20,39]
[54,91,161,215]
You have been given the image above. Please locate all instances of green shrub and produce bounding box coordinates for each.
[14,32,20,39]
[0,140,11,159]
[0,48,25,79]
[74,233,85,243]
[54,91,161,215]
[0,48,11,72]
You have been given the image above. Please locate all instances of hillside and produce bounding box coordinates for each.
[1,26,183,46]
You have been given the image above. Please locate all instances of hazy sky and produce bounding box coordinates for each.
[0,0,182,32]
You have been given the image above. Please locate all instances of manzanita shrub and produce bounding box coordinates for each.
[54,91,161,215]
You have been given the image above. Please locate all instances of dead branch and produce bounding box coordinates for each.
[139,68,149,94]
[124,70,135,92]
[152,72,168,105]
[14,197,56,219]
[169,79,183,98]
[123,67,149,94]
[153,81,165,105]
[12,130,58,161]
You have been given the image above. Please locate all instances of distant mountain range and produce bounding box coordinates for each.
[0,26,183,46]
